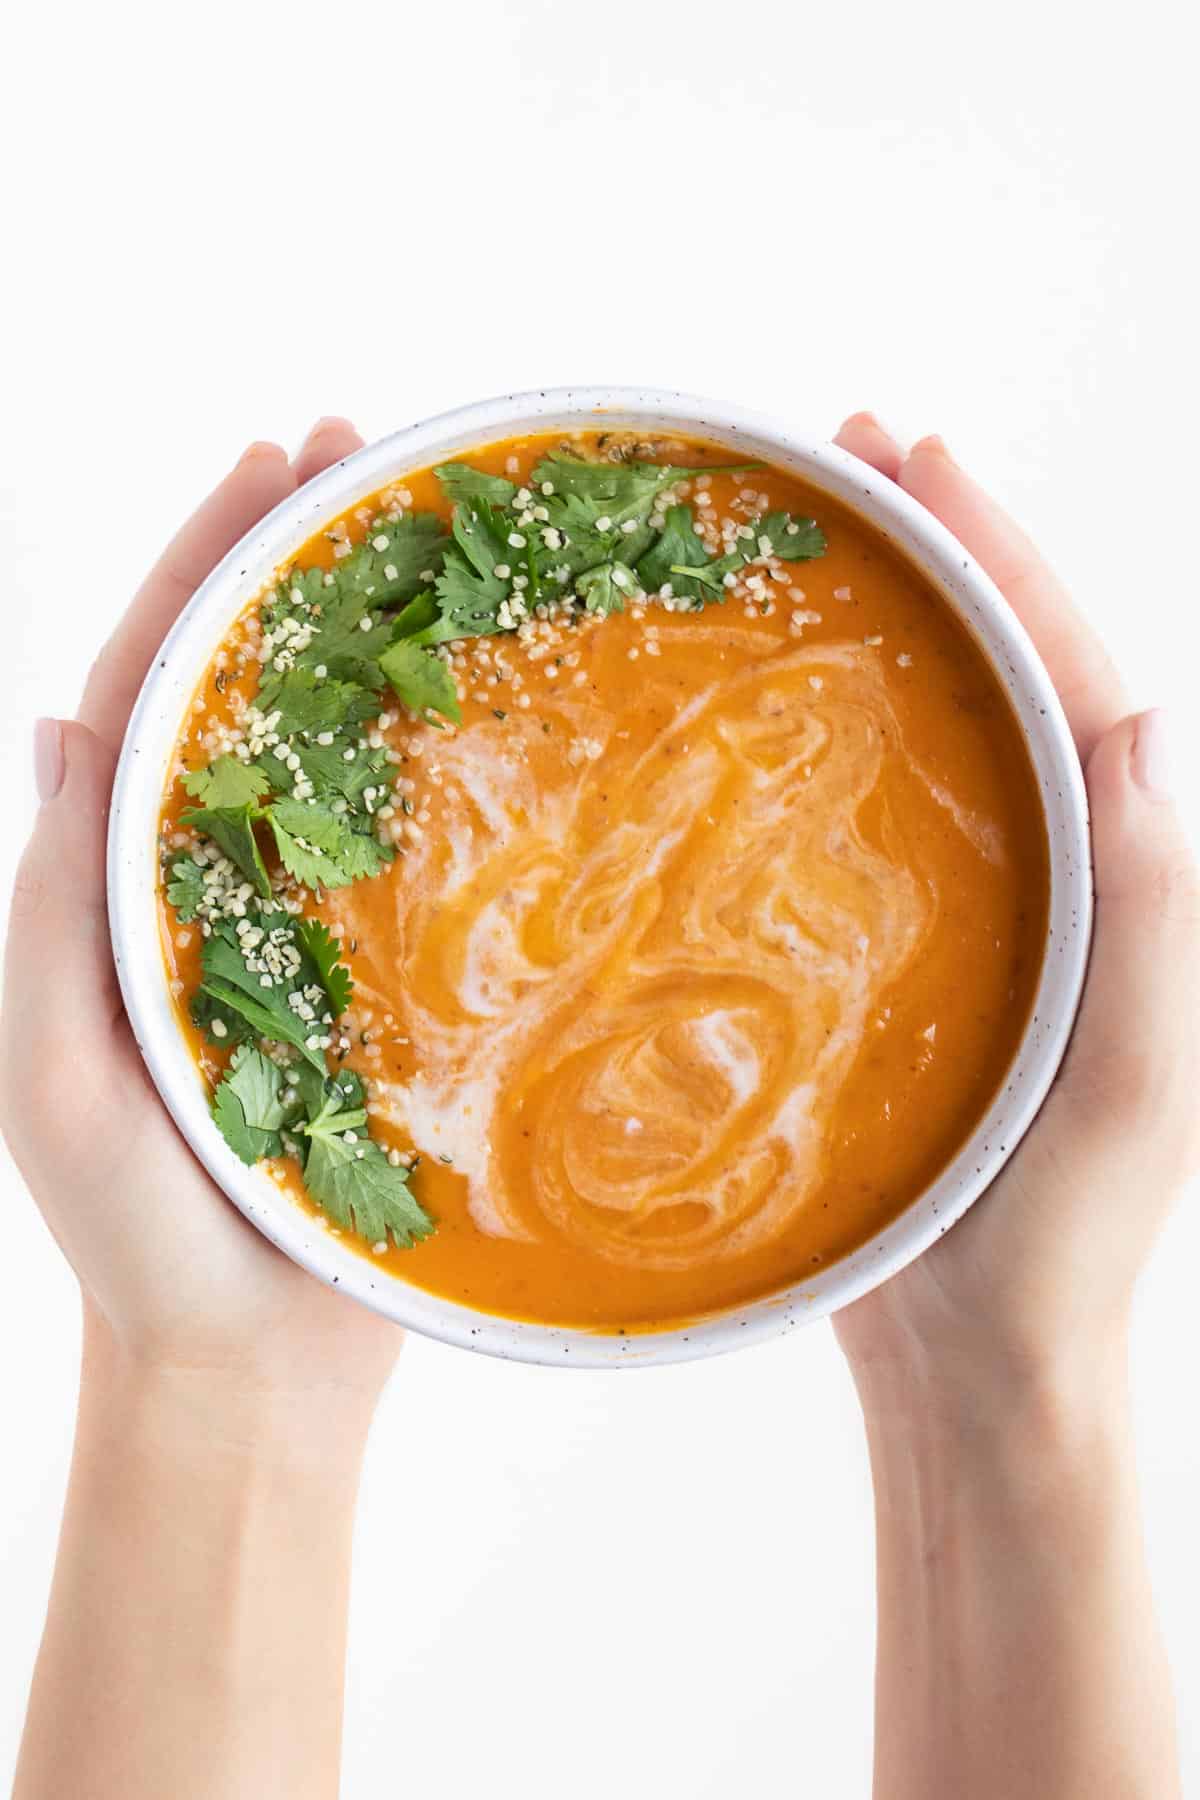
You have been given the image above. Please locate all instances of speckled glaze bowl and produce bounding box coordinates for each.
[108,387,1092,1367]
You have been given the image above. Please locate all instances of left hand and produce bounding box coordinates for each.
[0,419,405,1411]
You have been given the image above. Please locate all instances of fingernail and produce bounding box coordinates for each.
[303,415,354,446]
[289,417,354,463]
[1132,708,1172,797]
[237,440,285,467]
[860,410,899,439]
[914,433,954,463]
[34,718,64,804]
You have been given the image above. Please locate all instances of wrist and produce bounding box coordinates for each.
[79,1310,379,1493]
[30,1311,369,1800]
[848,1322,1131,1461]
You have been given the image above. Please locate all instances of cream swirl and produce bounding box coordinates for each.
[336,636,938,1270]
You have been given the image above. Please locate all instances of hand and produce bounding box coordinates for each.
[830,415,1200,1403]
[0,420,404,1411]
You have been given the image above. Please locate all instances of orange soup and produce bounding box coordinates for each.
[158,429,1048,1329]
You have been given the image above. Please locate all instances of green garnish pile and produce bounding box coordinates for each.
[164,446,827,1252]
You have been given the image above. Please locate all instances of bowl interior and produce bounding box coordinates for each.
[108,387,1092,1367]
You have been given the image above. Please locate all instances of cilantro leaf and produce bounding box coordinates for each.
[530,453,688,524]
[399,455,784,646]
[332,1067,367,1108]
[214,1083,269,1164]
[264,669,378,740]
[533,491,622,581]
[303,1075,368,1138]
[200,978,327,1068]
[212,1045,289,1164]
[338,513,450,606]
[287,740,394,813]
[301,1083,433,1247]
[264,816,340,892]
[267,799,391,892]
[528,455,752,588]
[425,499,523,641]
[190,988,254,1049]
[284,1060,343,1124]
[294,918,353,1017]
[608,519,656,568]
[259,517,449,696]
[179,804,272,898]
[435,463,517,507]
[379,638,462,724]
[636,505,712,598]
[675,510,827,597]
[390,590,441,639]
[166,855,207,921]
[531,453,750,537]
[576,562,640,616]
[766,514,826,560]
[258,568,391,699]
[304,1137,432,1247]
[181,756,271,810]
[257,517,448,702]
[198,914,332,1069]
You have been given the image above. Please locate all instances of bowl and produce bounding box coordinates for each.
[108,386,1092,1367]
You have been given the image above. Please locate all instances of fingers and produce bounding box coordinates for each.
[832,412,1127,762]
[1050,710,1200,1184]
[897,437,1127,761]
[78,421,369,755]
[78,443,297,753]
[4,721,122,1049]
[36,422,364,1039]
[832,411,905,480]
[291,416,365,487]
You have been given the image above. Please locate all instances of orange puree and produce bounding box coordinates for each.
[159,430,1048,1330]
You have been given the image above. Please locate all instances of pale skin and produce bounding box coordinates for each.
[1,413,1197,1799]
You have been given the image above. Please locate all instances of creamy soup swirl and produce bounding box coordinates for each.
[335,635,939,1272]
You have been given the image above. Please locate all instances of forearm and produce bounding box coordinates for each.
[15,1314,375,1800]
[856,1347,1180,1800]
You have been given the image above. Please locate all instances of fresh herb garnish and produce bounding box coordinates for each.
[379,637,462,724]
[256,517,450,704]
[197,911,344,1071]
[168,439,828,1260]
[295,918,354,1016]
[213,1045,291,1165]
[287,739,394,813]
[261,669,378,741]
[530,452,721,522]
[191,987,255,1050]
[166,855,207,922]
[669,510,826,597]
[266,797,391,892]
[634,505,713,598]
[524,453,750,589]
[178,804,273,898]
[423,498,534,642]
[299,1072,433,1248]
[433,462,517,506]
[182,756,272,809]
[575,562,640,617]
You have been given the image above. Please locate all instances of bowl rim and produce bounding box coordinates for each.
[108,384,1093,1369]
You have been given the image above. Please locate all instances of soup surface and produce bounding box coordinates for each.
[159,429,1048,1329]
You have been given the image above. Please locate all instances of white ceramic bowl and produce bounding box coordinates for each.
[108,387,1092,1367]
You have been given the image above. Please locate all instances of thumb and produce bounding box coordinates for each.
[4,719,122,1052]
[1049,709,1200,1191]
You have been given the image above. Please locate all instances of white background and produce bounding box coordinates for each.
[2,1,1198,1793]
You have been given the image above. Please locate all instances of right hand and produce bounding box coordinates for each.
[830,416,1200,1400]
